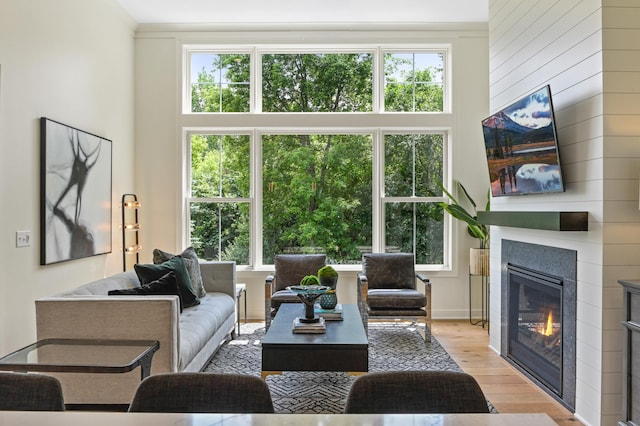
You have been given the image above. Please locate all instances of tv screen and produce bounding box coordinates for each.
[481,85,565,197]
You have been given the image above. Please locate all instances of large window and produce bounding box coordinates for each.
[188,134,251,263]
[383,133,445,264]
[185,46,450,267]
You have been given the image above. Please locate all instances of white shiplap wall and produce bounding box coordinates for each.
[486,1,639,424]
[602,0,640,423]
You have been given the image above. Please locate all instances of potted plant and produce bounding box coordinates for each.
[438,181,490,276]
[299,275,320,286]
[317,265,339,309]
[317,265,338,288]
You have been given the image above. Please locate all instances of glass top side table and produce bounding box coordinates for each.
[0,339,159,380]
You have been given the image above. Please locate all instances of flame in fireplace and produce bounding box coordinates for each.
[539,311,554,336]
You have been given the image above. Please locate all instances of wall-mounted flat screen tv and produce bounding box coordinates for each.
[481,85,565,197]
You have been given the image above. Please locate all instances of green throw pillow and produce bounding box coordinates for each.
[135,256,200,309]
[153,246,206,298]
[108,271,184,312]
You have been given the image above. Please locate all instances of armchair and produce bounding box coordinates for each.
[358,253,431,340]
[344,371,489,414]
[129,373,274,413]
[0,373,65,411]
[264,254,326,330]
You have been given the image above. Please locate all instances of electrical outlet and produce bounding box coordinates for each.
[16,230,31,248]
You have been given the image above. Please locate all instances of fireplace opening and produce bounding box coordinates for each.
[507,264,563,397]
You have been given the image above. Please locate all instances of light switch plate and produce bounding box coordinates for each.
[16,230,31,247]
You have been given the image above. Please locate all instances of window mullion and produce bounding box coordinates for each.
[254,48,262,113]
[412,53,417,112]
[375,47,383,113]
[252,129,262,268]
[373,129,383,253]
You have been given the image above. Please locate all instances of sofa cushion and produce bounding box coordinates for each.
[153,247,206,299]
[108,271,183,311]
[135,256,200,309]
[178,292,235,371]
[270,289,301,309]
[367,288,426,309]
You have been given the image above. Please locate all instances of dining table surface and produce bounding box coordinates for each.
[0,411,559,425]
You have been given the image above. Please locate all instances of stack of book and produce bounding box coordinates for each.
[292,317,326,333]
[314,303,344,321]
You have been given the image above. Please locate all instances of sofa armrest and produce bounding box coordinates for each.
[36,296,180,371]
[35,295,180,404]
[200,261,235,298]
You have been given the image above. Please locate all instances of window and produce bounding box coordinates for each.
[262,133,372,264]
[188,134,251,263]
[190,53,250,112]
[261,53,373,112]
[383,133,445,264]
[185,46,450,268]
[384,52,444,112]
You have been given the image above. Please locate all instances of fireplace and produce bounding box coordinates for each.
[507,265,563,396]
[501,240,576,411]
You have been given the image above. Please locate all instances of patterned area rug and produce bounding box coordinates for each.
[205,321,493,414]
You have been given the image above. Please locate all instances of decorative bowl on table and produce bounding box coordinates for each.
[286,285,329,323]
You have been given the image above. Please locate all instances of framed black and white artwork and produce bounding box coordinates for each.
[40,117,112,265]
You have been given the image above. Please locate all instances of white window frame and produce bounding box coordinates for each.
[181,44,454,270]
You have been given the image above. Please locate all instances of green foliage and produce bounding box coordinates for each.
[317,265,338,279]
[262,133,373,264]
[384,53,444,112]
[191,54,250,112]
[300,275,320,286]
[438,181,490,248]
[262,53,373,112]
[189,51,446,265]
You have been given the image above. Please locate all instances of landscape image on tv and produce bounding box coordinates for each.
[482,85,564,197]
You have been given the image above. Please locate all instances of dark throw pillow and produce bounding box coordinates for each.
[134,256,200,309]
[153,247,206,298]
[108,271,184,312]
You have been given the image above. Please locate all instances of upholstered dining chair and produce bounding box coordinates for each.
[128,372,274,413]
[358,253,431,339]
[0,372,65,411]
[264,254,327,330]
[344,371,490,414]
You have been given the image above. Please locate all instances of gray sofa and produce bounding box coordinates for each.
[35,261,236,406]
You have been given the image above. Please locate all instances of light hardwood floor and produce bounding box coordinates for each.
[431,319,581,425]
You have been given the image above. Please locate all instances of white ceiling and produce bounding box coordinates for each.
[115,0,488,25]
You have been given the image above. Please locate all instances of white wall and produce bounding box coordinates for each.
[0,0,136,354]
[602,0,640,422]
[133,24,490,321]
[487,1,640,424]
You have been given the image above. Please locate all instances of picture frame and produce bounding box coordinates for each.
[40,117,112,265]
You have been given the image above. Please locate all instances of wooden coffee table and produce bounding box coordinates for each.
[261,303,368,378]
